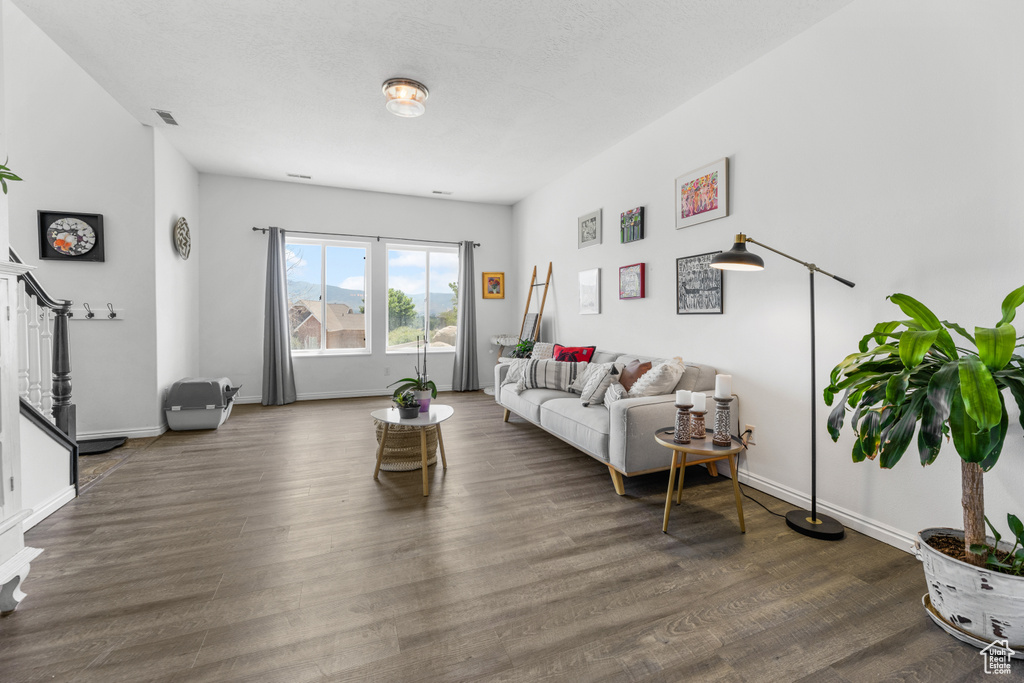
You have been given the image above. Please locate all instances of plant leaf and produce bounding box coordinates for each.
[885,372,909,407]
[950,390,996,463]
[999,285,1024,326]
[978,400,1009,471]
[943,320,976,345]
[958,355,1002,429]
[917,399,942,466]
[976,324,1016,371]
[826,388,851,440]
[899,330,939,369]
[1009,514,1024,546]
[859,410,882,460]
[889,293,942,330]
[879,392,925,468]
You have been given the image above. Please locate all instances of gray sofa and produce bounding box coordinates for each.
[494,349,718,494]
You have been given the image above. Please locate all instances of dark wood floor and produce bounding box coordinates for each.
[2,392,1001,682]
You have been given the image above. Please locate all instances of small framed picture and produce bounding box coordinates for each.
[619,263,645,300]
[675,158,728,230]
[620,207,645,243]
[578,209,602,249]
[579,268,601,314]
[38,210,105,261]
[676,251,723,314]
[482,272,504,299]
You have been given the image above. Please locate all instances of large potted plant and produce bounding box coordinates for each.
[824,287,1024,650]
[388,336,437,413]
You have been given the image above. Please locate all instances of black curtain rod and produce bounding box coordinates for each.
[252,226,479,248]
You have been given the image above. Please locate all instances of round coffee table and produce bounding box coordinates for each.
[654,428,746,534]
[370,404,454,496]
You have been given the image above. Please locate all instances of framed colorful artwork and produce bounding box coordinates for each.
[620,207,645,243]
[38,210,105,261]
[676,251,723,314]
[578,209,602,249]
[675,158,728,230]
[579,268,600,314]
[619,263,645,299]
[482,272,504,299]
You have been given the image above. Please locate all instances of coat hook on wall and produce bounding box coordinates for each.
[84,303,95,319]
[107,303,117,319]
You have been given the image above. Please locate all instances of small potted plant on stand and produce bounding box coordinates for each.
[392,389,420,419]
[389,336,437,413]
[825,287,1024,652]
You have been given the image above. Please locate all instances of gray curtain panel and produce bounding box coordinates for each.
[262,227,297,405]
[452,240,479,391]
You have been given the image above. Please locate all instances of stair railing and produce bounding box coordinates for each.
[10,248,75,442]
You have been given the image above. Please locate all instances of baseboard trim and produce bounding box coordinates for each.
[734,467,916,554]
[77,424,168,441]
[23,487,76,530]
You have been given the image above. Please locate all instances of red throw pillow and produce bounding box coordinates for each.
[552,344,596,363]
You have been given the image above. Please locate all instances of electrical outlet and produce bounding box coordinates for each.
[384,367,390,376]
[745,424,756,445]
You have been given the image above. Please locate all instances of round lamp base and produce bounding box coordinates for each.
[785,509,845,541]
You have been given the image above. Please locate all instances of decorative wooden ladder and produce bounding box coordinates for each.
[517,262,552,344]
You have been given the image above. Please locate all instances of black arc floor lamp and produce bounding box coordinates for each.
[710,233,854,541]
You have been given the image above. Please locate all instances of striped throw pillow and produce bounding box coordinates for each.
[518,359,587,392]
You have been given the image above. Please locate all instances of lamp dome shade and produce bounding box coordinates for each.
[710,235,764,271]
[382,78,429,117]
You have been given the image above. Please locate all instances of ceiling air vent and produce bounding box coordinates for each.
[287,173,312,180]
[152,109,178,126]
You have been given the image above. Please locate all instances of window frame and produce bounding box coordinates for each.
[385,242,459,355]
[286,236,371,356]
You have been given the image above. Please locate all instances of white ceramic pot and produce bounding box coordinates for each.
[415,390,432,413]
[915,527,1024,655]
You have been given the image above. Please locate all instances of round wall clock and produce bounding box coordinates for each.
[174,217,191,260]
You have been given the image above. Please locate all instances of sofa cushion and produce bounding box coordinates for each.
[531,342,555,360]
[604,382,627,407]
[553,344,596,362]
[619,360,652,391]
[500,386,571,423]
[539,398,611,460]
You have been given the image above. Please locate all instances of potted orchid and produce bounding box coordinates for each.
[388,336,437,413]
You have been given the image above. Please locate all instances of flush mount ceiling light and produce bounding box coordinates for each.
[382,78,429,118]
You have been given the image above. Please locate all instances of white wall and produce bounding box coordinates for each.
[4,2,162,438]
[198,174,515,401]
[513,0,1024,550]
[153,130,200,413]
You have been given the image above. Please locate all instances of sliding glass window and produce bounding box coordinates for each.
[386,245,459,352]
[285,238,369,353]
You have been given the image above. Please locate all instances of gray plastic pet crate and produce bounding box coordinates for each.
[164,377,240,431]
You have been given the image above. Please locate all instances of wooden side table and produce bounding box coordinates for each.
[371,405,454,496]
[654,429,746,534]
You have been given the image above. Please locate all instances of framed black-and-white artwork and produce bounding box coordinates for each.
[676,251,723,314]
[38,210,105,261]
[675,158,728,230]
[578,209,602,249]
[579,268,600,314]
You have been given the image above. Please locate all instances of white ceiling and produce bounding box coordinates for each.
[12,0,852,205]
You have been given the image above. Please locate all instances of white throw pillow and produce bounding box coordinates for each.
[531,342,555,360]
[628,357,685,398]
[569,361,613,394]
[603,382,627,408]
[580,364,622,407]
[501,359,528,394]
